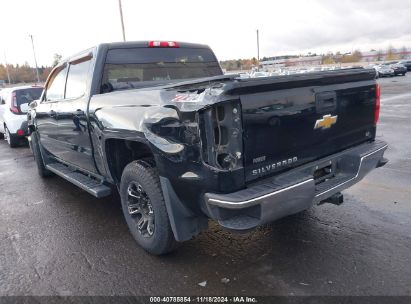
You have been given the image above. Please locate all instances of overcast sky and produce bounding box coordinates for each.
[1,0,411,66]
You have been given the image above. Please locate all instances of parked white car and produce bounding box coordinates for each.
[238,73,250,79]
[250,71,269,78]
[0,86,43,147]
[269,71,281,76]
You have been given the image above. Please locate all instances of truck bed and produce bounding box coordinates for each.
[229,68,377,182]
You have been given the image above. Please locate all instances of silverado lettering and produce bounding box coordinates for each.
[252,157,298,175]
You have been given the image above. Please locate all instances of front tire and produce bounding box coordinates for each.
[120,160,177,255]
[31,131,53,177]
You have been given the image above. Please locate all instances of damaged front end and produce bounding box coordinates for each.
[139,84,247,241]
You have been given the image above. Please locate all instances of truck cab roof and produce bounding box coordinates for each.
[55,41,214,71]
[101,41,211,50]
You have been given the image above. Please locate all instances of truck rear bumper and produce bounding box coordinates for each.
[204,140,388,231]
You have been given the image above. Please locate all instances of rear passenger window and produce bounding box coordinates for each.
[65,59,91,99]
[46,66,68,101]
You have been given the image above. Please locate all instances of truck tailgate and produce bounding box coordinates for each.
[233,69,378,182]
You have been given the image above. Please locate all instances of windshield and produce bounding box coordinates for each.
[101,47,222,93]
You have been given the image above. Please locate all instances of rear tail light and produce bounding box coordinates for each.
[375,84,380,124]
[17,129,24,136]
[200,101,243,170]
[10,92,20,114]
[148,41,179,48]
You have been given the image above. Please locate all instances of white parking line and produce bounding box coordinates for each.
[381,92,411,102]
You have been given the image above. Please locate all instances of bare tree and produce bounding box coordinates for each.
[52,54,63,67]
[386,45,399,61]
[322,52,335,64]
[376,49,383,61]
[400,46,408,59]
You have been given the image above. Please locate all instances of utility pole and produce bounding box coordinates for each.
[3,52,11,84]
[256,29,260,71]
[256,29,260,62]
[29,35,40,83]
[118,0,126,42]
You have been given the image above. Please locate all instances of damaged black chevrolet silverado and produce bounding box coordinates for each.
[27,41,388,255]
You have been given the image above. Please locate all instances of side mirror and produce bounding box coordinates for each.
[29,100,38,108]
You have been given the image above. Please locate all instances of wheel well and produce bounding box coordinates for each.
[106,139,154,184]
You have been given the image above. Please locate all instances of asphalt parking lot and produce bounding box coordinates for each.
[0,74,410,297]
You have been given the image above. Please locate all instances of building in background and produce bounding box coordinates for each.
[362,47,411,62]
[260,55,322,70]
[260,47,411,70]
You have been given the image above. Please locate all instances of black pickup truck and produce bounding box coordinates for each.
[28,41,388,255]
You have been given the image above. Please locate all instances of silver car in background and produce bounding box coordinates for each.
[250,71,270,78]
[375,65,395,77]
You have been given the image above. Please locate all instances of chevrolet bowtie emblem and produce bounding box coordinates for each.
[314,114,338,130]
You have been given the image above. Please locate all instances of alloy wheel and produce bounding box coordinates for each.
[126,181,155,237]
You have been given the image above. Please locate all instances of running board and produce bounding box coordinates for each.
[46,163,111,198]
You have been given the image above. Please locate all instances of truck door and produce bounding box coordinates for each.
[54,54,97,174]
[36,65,67,155]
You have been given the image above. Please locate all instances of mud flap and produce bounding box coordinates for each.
[160,176,208,241]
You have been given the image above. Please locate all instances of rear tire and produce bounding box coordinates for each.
[31,131,53,177]
[4,126,19,148]
[120,160,178,255]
